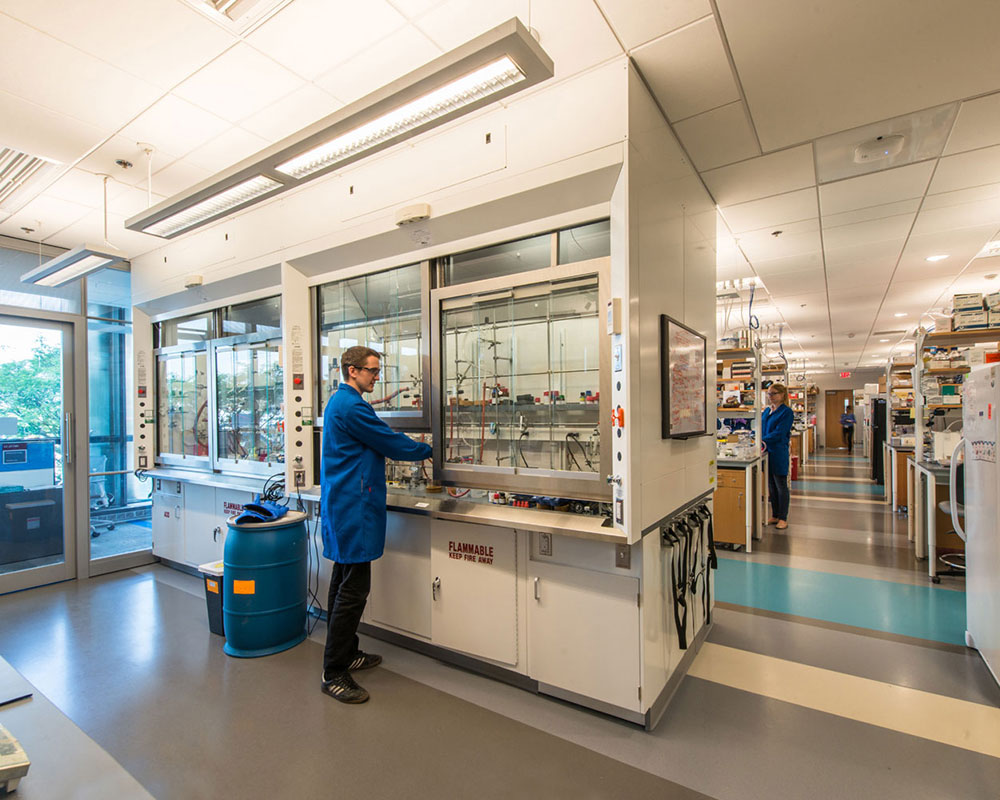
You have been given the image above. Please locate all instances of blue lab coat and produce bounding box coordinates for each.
[321,384,432,563]
[761,403,793,476]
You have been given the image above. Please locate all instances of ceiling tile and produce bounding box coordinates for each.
[240,85,343,142]
[821,199,921,229]
[822,214,915,250]
[595,0,710,50]
[314,25,442,105]
[921,182,1000,211]
[702,144,815,206]
[895,225,999,277]
[717,0,1000,150]
[818,161,934,216]
[0,0,234,90]
[910,198,1000,237]
[173,43,305,124]
[248,0,406,81]
[522,0,623,80]
[944,92,1000,155]
[721,188,816,234]
[736,218,820,263]
[761,268,826,298]
[632,17,740,122]
[0,14,163,132]
[1,194,93,242]
[412,0,528,51]
[183,127,271,173]
[388,0,448,18]
[823,238,905,269]
[674,101,760,172]
[150,160,212,198]
[76,137,157,188]
[750,250,824,277]
[119,94,231,162]
[826,260,894,292]
[43,170,105,210]
[928,144,1000,195]
[0,89,107,166]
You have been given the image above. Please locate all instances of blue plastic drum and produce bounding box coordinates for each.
[223,509,308,658]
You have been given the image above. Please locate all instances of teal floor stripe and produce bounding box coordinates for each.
[792,479,884,495]
[715,558,966,645]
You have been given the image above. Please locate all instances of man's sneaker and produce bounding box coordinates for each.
[321,671,369,704]
[348,651,382,671]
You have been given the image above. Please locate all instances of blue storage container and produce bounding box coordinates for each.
[223,509,308,658]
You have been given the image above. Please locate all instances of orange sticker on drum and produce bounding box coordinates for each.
[206,579,219,594]
[233,579,256,595]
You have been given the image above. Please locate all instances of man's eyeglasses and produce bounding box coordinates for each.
[354,366,380,377]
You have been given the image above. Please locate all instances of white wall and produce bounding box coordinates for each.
[811,368,883,448]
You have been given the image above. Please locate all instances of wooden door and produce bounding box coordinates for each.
[825,390,853,449]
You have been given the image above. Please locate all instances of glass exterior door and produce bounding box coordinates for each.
[0,316,76,593]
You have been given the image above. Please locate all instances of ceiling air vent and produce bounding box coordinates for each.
[872,329,906,336]
[183,0,291,33]
[0,147,58,212]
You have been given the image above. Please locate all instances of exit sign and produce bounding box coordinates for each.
[839,371,852,378]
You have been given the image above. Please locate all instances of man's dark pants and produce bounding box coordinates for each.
[323,561,371,677]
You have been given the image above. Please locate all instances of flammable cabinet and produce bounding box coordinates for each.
[429,520,518,666]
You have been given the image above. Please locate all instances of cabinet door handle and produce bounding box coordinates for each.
[738,492,743,511]
[213,526,221,542]
[63,413,73,465]
[432,576,441,601]
[534,576,540,601]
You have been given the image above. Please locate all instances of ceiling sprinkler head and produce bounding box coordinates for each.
[115,159,133,170]
[771,230,783,237]
[20,226,34,234]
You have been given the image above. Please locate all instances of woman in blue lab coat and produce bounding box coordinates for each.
[320,346,432,704]
[761,383,794,530]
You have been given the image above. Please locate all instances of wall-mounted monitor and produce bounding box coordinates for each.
[660,315,707,439]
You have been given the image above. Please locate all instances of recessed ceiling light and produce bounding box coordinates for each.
[894,312,907,317]
[925,254,949,262]
[879,338,889,342]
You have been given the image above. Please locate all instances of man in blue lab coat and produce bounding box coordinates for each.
[321,346,432,704]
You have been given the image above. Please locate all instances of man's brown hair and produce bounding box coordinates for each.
[341,346,382,380]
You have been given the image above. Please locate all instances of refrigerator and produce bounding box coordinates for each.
[953,365,1000,685]
[871,398,887,484]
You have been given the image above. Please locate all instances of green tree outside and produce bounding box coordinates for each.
[0,338,62,438]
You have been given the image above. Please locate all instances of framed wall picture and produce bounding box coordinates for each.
[660,314,707,439]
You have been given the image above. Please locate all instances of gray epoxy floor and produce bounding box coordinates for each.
[0,450,998,799]
[0,569,706,800]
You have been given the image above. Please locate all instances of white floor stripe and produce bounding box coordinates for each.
[793,494,885,506]
[689,643,1000,758]
[797,475,871,483]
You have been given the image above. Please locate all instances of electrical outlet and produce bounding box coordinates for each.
[294,469,306,488]
[538,532,552,557]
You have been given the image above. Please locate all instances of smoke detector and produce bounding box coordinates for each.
[395,203,431,227]
[184,274,203,289]
[854,134,905,163]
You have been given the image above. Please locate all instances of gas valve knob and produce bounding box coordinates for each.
[606,474,622,486]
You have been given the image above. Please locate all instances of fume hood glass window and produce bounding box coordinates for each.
[441,276,601,473]
[215,340,283,465]
[156,312,214,347]
[442,233,552,287]
[157,352,209,459]
[221,296,281,337]
[317,263,423,419]
[558,220,610,265]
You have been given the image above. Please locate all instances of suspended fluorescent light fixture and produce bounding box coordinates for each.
[22,245,128,287]
[127,18,553,240]
[22,176,129,287]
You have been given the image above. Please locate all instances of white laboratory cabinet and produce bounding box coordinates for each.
[430,521,518,666]
[527,559,640,712]
[369,512,432,639]
[151,478,252,569]
[151,479,184,563]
